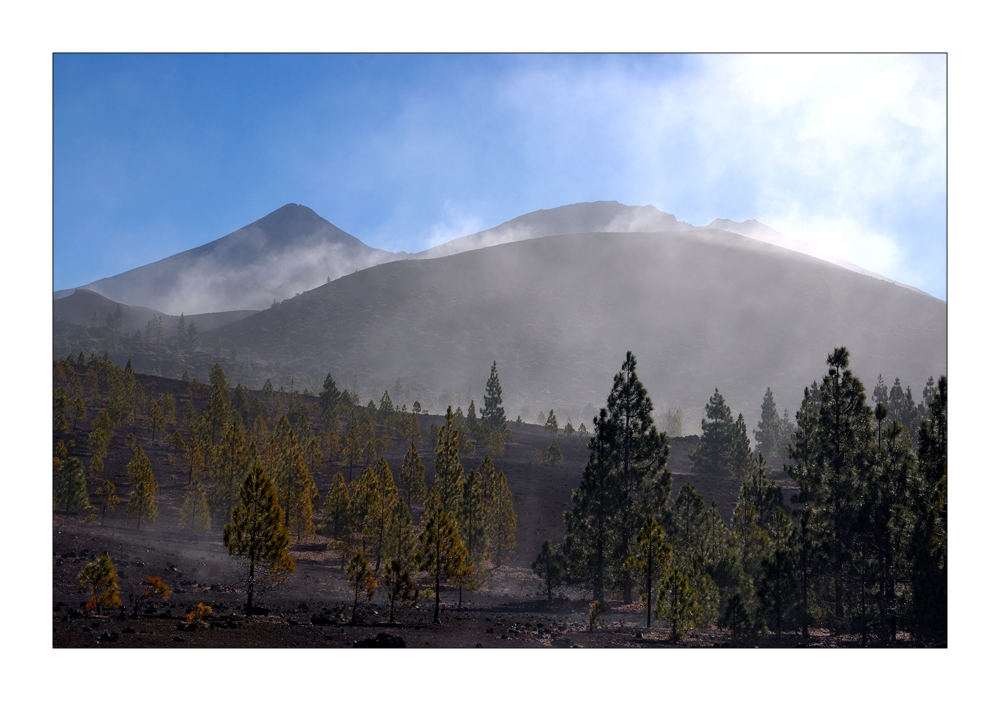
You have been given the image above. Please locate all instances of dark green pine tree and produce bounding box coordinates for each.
[531,540,564,601]
[729,414,755,480]
[754,387,784,467]
[690,389,735,475]
[605,351,672,605]
[756,527,797,644]
[544,410,559,435]
[205,363,231,444]
[399,443,427,514]
[562,408,617,602]
[788,347,874,627]
[872,375,889,408]
[54,456,90,513]
[318,373,341,423]
[481,361,507,432]
[231,383,250,425]
[458,470,487,575]
[466,400,478,437]
[888,377,920,440]
[909,376,946,642]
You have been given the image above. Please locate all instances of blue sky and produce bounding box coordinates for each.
[54,53,946,298]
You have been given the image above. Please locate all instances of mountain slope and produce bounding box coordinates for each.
[57,204,399,315]
[54,288,258,335]
[204,228,946,424]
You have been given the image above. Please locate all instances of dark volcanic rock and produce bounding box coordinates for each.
[353,632,406,648]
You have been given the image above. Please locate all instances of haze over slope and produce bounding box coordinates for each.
[56,204,399,315]
[419,201,912,293]
[205,228,946,423]
[54,288,258,336]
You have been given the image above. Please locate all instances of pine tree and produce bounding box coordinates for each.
[910,375,946,642]
[209,420,250,519]
[223,460,295,615]
[126,473,157,530]
[626,515,673,627]
[318,373,341,424]
[147,400,165,444]
[231,384,249,425]
[532,540,564,601]
[366,457,398,572]
[125,446,158,529]
[70,396,87,433]
[545,410,559,435]
[343,419,362,482]
[280,422,320,540]
[95,479,119,526]
[417,507,468,624]
[384,559,418,623]
[691,389,735,475]
[729,414,755,480]
[320,472,351,546]
[385,497,418,570]
[657,568,701,640]
[564,420,575,437]
[204,364,230,444]
[603,351,672,604]
[399,443,427,514]
[787,347,874,628]
[544,440,564,464]
[430,407,465,517]
[481,361,507,432]
[53,387,70,433]
[458,470,487,583]
[55,457,90,513]
[562,408,616,602]
[754,387,784,467]
[486,471,517,569]
[347,551,378,623]
[663,407,683,437]
[179,479,212,532]
[78,555,122,614]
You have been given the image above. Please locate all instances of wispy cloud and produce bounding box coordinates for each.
[492,54,945,295]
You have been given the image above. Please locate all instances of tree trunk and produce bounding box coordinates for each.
[246,560,256,616]
[433,574,441,624]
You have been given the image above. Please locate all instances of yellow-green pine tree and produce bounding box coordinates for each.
[430,407,465,518]
[417,506,468,624]
[179,478,212,532]
[95,479,120,526]
[224,460,295,615]
[78,555,122,614]
[399,443,427,514]
[347,551,378,624]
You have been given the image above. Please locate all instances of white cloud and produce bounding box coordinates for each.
[494,54,945,294]
[424,201,487,250]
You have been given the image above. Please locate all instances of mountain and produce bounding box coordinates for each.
[416,201,689,258]
[55,204,399,315]
[203,228,946,425]
[54,288,258,335]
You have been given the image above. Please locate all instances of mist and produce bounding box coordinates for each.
[202,222,945,435]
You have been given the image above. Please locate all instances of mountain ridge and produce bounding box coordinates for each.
[57,201,934,315]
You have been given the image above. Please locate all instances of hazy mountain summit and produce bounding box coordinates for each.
[416,201,689,258]
[56,200,931,316]
[57,204,398,315]
[418,201,924,295]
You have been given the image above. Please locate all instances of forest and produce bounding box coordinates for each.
[52,346,946,647]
